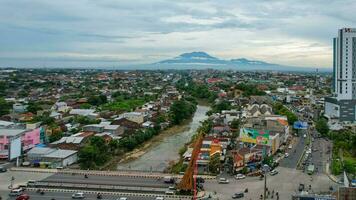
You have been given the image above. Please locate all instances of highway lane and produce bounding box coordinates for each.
[280,132,306,169]
[6,191,158,200]
[43,173,174,188]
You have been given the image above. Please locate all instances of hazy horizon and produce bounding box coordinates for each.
[1,0,356,68]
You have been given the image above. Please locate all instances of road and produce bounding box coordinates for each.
[0,171,54,199]
[280,132,306,169]
[308,135,332,174]
[6,191,159,200]
[206,166,338,200]
[42,173,172,188]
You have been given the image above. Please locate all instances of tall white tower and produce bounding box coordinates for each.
[333,28,356,100]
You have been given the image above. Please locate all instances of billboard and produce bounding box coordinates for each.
[9,136,21,160]
[239,128,270,145]
[293,121,308,130]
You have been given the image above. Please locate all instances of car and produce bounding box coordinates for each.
[270,170,278,176]
[165,190,174,195]
[288,145,293,149]
[303,134,307,138]
[72,192,85,199]
[117,198,127,200]
[235,174,246,180]
[9,188,24,197]
[284,153,289,158]
[155,197,164,200]
[218,177,229,184]
[0,166,7,172]
[232,192,244,199]
[16,194,30,200]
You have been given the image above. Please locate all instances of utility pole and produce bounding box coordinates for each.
[262,164,270,200]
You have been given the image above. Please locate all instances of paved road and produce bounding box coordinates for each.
[309,136,332,174]
[43,173,173,188]
[205,166,338,200]
[0,171,53,200]
[6,191,158,200]
[280,133,306,169]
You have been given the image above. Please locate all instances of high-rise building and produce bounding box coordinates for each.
[325,28,356,122]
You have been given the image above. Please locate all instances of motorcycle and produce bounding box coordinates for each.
[97,193,102,199]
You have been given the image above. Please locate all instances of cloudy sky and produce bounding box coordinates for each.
[1,0,356,68]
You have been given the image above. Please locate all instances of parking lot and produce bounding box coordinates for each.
[205,166,338,200]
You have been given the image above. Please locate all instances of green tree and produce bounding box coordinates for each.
[0,98,11,116]
[27,101,42,114]
[316,118,329,136]
[169,100,196,125]
[78,145,98,169]
[209,154,221,174]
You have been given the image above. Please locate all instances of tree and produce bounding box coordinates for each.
[169,100,196,125]
[209,154,221,174]
[0,97,11,116]
[316,118,329,136]
[78,145,98,169]
[230,119,240,129]
[27,101,42,114]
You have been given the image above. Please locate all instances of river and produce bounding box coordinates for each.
[117,105,210,172]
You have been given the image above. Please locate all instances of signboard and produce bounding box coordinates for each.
[239,128,270,145]
[293,121,308,130]
[9,136,21,160]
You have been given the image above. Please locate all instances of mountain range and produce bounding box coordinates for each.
[148,51,331,72]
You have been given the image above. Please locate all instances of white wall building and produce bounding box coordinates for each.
[325,28,356,122]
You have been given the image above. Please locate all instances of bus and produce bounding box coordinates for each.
[307,164,315,175]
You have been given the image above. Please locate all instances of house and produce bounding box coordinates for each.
[52,102,70,113]
[118,112,147,124]
[111,118,141,134]
[69,109,96,117]
[42,149,78,168]
[50,132,94,150]
[13,103,27,113]
[83,122,124,135]
[0,127,42,159]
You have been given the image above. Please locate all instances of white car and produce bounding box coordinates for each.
[303,134,307,138]
[285,153,289,158]
[118,198,127,200]
[235,174,246,180]
[72,192,85,199]
[218,178,229,184]
[288,145,293,149]
[155,197,164,200]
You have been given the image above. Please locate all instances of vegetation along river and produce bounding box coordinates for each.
[117,105,209,172]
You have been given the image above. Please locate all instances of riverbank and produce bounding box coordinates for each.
[115,105,210,171]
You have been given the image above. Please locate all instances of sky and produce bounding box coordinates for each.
[0,0,356,68]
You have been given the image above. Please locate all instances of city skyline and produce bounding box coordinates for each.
[1,0,356,68]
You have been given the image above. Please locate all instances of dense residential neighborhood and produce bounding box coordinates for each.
[1,67,355,199]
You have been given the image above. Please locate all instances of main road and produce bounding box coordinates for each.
[6,191,160,200]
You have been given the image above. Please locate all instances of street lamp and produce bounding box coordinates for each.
[262,164,270,200]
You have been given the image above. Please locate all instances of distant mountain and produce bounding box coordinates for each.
[152,51,331,72]
[158,51,226,65]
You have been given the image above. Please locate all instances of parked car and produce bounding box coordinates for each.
[218,178,229,184]
[288,145,293,149]
[72,192,85,199]
[117,198,127,200]
[9,188,24,197]
[270,170,278,176]
[232,192,244,199]
[235,174,246,180]
[0,166,7,172]
[284,153,289,158]
[16,194,30,200]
